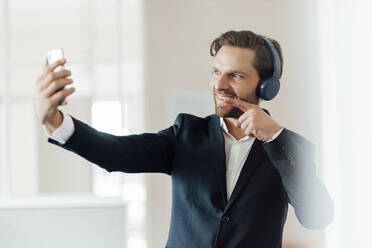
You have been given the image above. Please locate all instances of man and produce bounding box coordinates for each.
[34,30,334,247]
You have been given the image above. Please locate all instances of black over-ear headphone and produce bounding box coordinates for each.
[256,36,281,101]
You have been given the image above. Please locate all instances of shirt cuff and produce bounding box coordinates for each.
[265,127,284,143]
[43,111,75,144]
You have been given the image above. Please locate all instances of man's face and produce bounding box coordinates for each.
[210,45,261,118]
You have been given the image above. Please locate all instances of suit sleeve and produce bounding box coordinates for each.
[262,128,335,229]
[48,114,184,175]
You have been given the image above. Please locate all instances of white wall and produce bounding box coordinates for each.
[0,0,144,196]
[143,0,325,247]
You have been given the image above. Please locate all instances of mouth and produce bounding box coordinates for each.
[215,94,235,106]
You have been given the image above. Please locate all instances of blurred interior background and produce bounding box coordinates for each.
[0,0,371,247]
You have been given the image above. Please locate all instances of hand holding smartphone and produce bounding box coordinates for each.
[47,48,68,105]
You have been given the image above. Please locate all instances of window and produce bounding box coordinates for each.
[318,0,372,247]
[0,0,146,247]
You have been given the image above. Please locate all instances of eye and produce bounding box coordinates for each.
[211,70,221,76]
[231,73,243,79]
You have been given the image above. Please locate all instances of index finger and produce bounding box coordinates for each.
[223,97,256,112]
[41,57,65,78]
[47,58,66,73]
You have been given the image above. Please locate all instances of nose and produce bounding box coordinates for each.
[213,74,229,91]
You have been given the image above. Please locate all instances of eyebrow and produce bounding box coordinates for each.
[212,67,248,76]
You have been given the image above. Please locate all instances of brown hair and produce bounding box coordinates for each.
[210,30,283,79]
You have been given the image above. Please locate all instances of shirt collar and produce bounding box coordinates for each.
[219,117,229,134]
[219,117,254,142]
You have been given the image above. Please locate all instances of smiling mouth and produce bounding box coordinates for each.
[215,95,236,107]
[215,94,236,102]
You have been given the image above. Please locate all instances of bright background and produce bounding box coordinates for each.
[0,0,371,247]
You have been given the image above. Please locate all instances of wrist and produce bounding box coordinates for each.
[45,111,63,133]
[266,125,283,142]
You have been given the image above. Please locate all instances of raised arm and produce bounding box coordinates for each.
[34,56,183,175]
[48,114,183,174]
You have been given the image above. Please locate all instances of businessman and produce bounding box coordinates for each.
[34,30,334,247]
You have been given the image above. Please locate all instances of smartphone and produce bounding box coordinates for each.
[47,48,68,105]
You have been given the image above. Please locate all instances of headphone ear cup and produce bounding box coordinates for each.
[256,78,280,101]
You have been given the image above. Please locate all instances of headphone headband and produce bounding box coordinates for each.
[255,36,281,101]
[260,36,281,79]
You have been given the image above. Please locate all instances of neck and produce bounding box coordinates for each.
[223,117,246,140]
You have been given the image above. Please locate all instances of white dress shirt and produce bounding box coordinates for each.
[43,111,75,144]
[44,112,283,200]
[219,118,283,200]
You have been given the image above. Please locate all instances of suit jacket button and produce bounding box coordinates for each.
[282,145,288,151]
[222,216,230,223]
[287,153,293,160]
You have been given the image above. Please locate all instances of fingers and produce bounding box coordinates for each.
[34,57,74,126]
[49,87,75,107]
[44,78,74,97]
[240,117,250,130]
[39,69,72,91]
[237,111,252,126]
[223,97,255,112]
[40,58,66,79]
[242,122,255,137]
[238,111,273,141]
[36,57,66,87]
[47,58,66,73]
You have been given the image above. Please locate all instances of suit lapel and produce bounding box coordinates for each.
[208,114,228,207]
[207,109,269,210]
[225,138,266,211]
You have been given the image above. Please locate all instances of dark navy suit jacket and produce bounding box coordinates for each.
[48,111,334,248]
